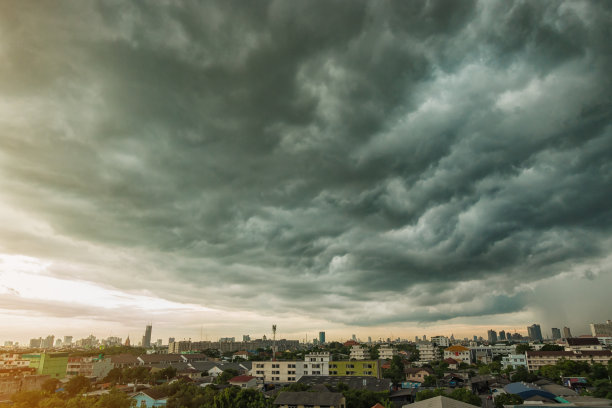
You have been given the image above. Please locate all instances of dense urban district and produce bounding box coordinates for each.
[1,320,612,408]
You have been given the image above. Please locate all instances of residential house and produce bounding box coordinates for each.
[564,337,604,351]
[350,345,371,360]
[229,375,258,389]
[404,367,433,383]
[526,350,612,372]
[131,389,168,408]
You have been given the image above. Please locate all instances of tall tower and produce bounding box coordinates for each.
[142,324,152,348]
[272,325,277,361]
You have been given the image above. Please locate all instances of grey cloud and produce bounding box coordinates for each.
[0,0,611,328]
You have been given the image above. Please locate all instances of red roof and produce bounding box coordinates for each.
[444,358,459,364]
[343,340,359,346]
[371,404,386,408]
[229,375,256,383]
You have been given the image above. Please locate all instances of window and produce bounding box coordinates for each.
[272,364,279,368]
[288,364,296,368]
[272,371,280,374]
[256,364,264,368]
[256,370,264,375]
[313,364,320,368]
[288,371,295,374]
[288,377,295,381]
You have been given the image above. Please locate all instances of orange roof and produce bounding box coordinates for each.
[343,340,359,346]
[445,345,469,352]
[371,404,386,408]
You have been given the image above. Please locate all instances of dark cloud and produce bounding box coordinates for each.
[0,0,611,329]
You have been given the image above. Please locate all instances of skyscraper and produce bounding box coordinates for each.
[563,326,573,338]
[142,324,152,348]
[487,330,498,344]
[551,328,561,339]
[319,332,326,344]
[499,330,506,341]
[527,324,543,341]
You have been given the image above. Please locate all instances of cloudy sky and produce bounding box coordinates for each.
[1,1,611,345]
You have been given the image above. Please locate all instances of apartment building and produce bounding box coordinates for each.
[525,350,612,372]
[378,345,397,360]
[501,354,527,370]
[329,360,382,378]
[417,343,438,363]
[252,352,330,383]
[350,345,370,360]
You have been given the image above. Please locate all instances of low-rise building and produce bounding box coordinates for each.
[417,343,438,363]
[405,367,434,383]
[229,375,258,389]
[444,346,471,365]
[501,354,527,370]
[350,345,370,360]
[526,350,612,372]
[329,360,381,378]
[378,345,397,360]
[564,337,604,351]
[131,389,168,408]
[67,356,94,377]
[21,352,68,379]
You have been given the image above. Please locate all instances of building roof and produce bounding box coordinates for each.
[139,389,168,401]
[444,358,459,364]
[371,404,386,408]
[110,354,139,365]
[401,396,480,408]
[138,354,183,364]
[566,337,601,346]
[274,391,344,406]
[527,350,611,357]
[297,375,391,392]
[445,346,469,352]
[405,367,434,375]
[229,375,256,383]
[504,382,557,401]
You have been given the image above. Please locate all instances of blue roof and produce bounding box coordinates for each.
[504,382,557,401]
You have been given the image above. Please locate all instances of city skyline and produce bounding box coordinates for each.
[1,2,612,341]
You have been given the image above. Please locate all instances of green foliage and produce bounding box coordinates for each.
[423,375,437,387]
[515,344,533,354]
[540,344,564,351]
[214,368,239,384]
[41,378,61,394]
[342,388,389,408]
[202,348,221,358]
[11,391,47,408]
[64,375,91,396]
[93,388,133,408]
[102,367,123,384]
[494,393,523,408]
[382,355,405,385]
[511,366,537,383]
[590,379,612,400]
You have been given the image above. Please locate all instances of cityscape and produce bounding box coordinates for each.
[2,1,612,408]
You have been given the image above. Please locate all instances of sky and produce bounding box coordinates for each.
[1,1,611,345]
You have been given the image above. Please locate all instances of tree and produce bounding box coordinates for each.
[94,388,134,408]
[449,388,482,406]
[215,368,239,384]
[423,375,437,387]
[515,344,533,354]
[103,367,123,384]
[41,378,61,394]
[511,366,537,383]
[494,393,523,408]
[382,355,405,385]
[64,375,92,396]
[10,391,46,408]
[540,344,564,351]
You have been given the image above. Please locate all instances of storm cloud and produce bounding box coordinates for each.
[1,0,611,337]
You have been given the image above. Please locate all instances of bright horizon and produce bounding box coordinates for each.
[1,1,611,346]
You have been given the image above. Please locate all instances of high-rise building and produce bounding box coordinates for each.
[551,328,561,339]
[351,334,357,342]
[319,332,326,344]
[168,337,175,344]
[590,320,612,337]
[41,335,55,349]
[473,335,478,341]
[63,336,73,346]
[563,327,573,339]
[487,330,498,344]
[142,325,152,348]
[243,335,251,342]
[527,324,543,341]
[499,330,506,341]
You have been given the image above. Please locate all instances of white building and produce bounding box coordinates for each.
[444,346,471,365]
[350,345,370,360]
[590,320,612,337]
[501,354,527,370]
[378,345,397,360]
[491,344,516,356]
[418,343,439,363]
[431,336,450,347]
[252,352,330,383]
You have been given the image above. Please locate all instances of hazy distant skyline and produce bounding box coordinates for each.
[1,1,612,344]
